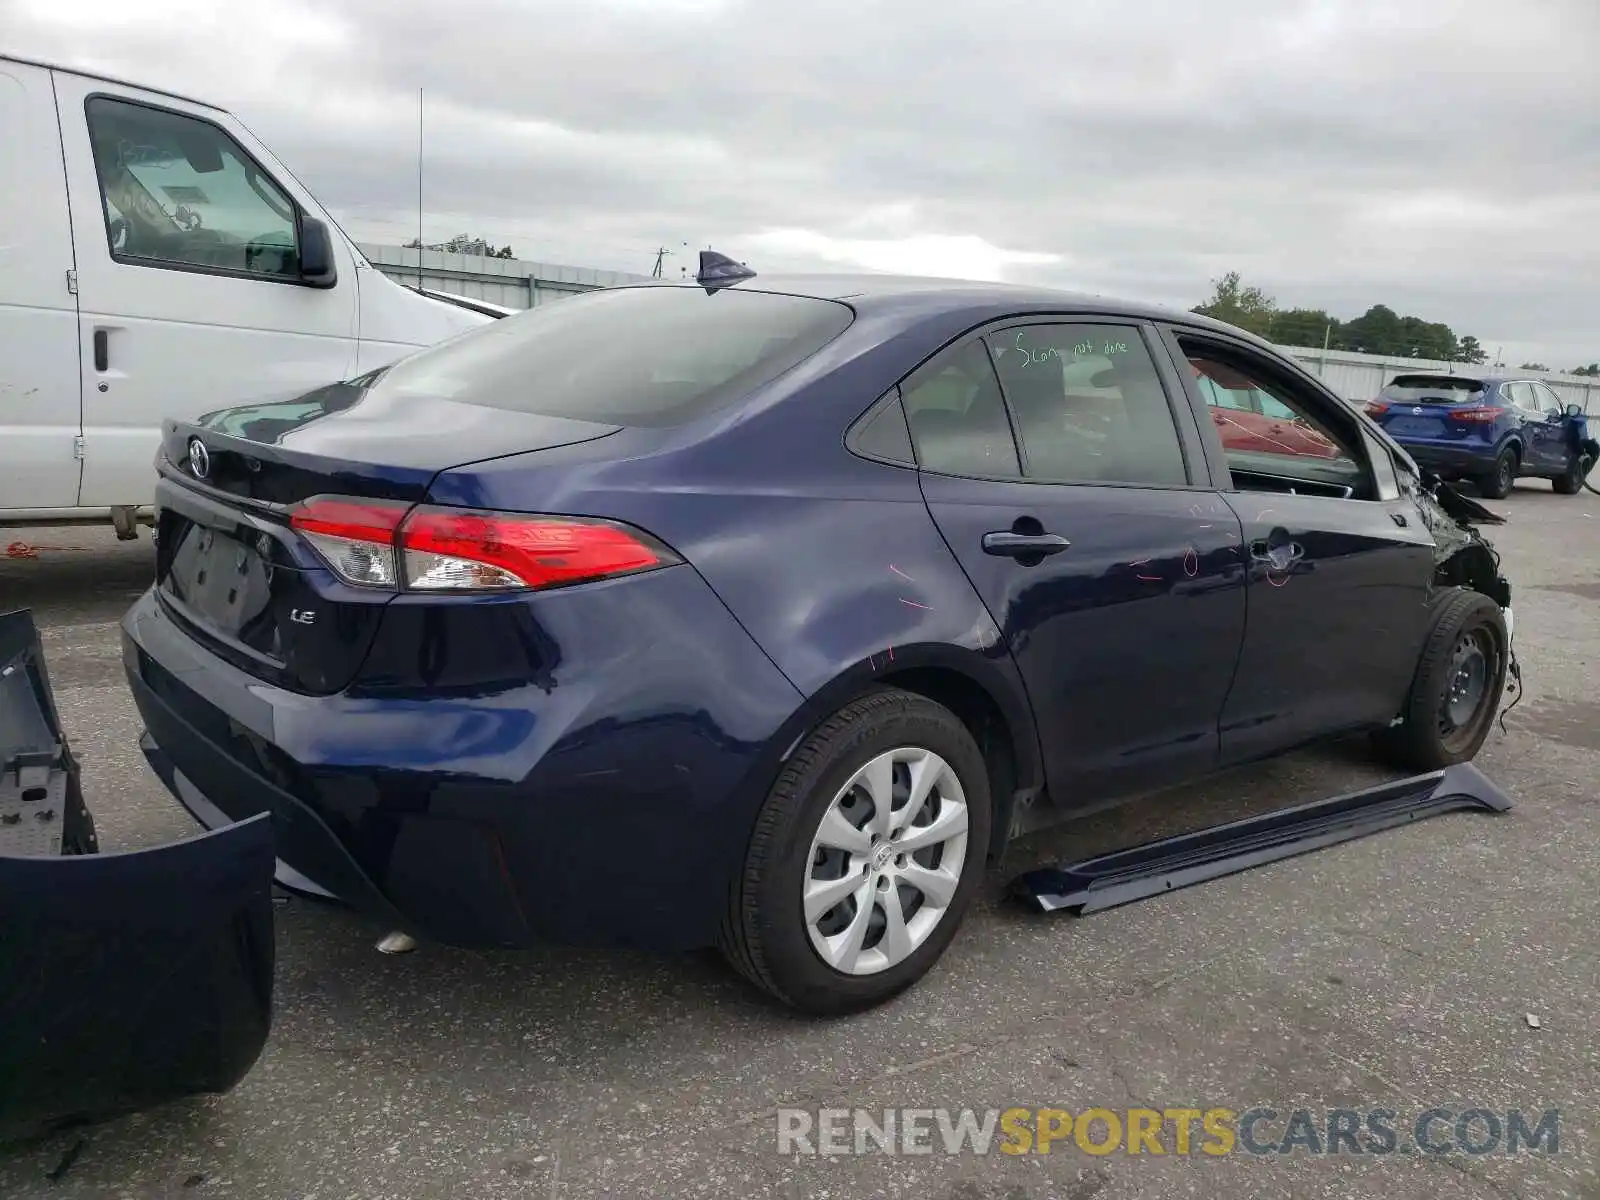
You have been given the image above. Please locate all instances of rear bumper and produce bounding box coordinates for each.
[1393,440,1497,474]
[121,574,804,951]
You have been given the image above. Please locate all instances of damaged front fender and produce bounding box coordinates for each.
[0,610,276,1143]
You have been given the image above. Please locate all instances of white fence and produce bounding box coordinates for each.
[1280,345,1597,412]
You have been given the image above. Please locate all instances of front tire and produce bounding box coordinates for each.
[1552,450,1587,495]
[1373,589,1508,771]
[1479,445,1517,499]
[719,689,992,1015]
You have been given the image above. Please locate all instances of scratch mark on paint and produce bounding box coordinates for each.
[1255,508,1278,524]
[1136,573,1162,582]
[1127,558,1152,567]
[887,645,895,662]
[1183,548,1198,578]
[1267,572,1292,588]
[889,564,916,583]
[899,598,934,611]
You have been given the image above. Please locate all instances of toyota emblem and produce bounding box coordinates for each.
[188,437,211,480]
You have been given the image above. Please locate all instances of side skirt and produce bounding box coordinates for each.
[1008,763,1512,915]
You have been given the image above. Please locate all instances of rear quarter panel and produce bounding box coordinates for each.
[428,306,1045,796]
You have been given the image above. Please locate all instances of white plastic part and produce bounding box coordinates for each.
[376,930,418,955]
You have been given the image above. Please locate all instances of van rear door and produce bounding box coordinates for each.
[0,58,83,512]
[50,70,360,511]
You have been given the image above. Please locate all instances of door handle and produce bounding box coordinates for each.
[982,531,1072,558]
[1249,539,1304,570]
[93,329,109,373]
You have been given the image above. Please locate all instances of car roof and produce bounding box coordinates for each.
[0,52,218,110]
[616,273,1263,339]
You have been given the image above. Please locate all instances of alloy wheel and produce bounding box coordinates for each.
[802,747,970,976]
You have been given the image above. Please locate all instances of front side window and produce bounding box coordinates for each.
[86,97,301,280]
[1181,338,1368,498]
[986,324,1187,486]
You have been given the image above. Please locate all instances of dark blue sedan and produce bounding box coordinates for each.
[1366,373,1596,498]
[123,271,1514,1013]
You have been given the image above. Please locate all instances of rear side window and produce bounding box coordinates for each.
[901,341,1021,478]
[987,324,1188,486]
[1381,376,1485,404]
[368,286,853,427]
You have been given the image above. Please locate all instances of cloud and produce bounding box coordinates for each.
[6,0,1599,366]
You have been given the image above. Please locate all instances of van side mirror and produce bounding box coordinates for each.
[298,216,338,289]
[1567,403,1584,418]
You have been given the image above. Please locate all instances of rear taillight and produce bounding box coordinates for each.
[1364,400,1390,416]
[290,496,680,593]
[1448,407,1500,423]
[399,506,677,592]
[290,497,408,588]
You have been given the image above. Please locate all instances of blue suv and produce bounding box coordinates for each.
[1366,373,1596,498]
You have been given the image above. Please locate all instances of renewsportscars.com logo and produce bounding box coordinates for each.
[777,1107,1562,1158]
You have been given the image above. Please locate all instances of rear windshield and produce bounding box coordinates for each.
[367,285,854,427]
[1381,376,1486,403]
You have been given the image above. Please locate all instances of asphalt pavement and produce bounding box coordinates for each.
[2,484,1598,1200]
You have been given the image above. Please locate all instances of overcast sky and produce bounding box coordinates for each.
[8,0,1599,367]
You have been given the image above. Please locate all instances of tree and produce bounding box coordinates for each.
[1570,364,1600,377]
[1189,270,1488,364]
[1342,305,1405,355]
[1192,271,1276,338]
[1271,307,1340,348]
[1520,362,1549,371]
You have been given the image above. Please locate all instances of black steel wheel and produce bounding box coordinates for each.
[1373,589,1507,770]
[1479,446,1517,500]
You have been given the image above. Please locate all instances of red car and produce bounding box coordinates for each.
[1191,356,1341,460]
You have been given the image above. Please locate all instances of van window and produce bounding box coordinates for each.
[85,98,301,281]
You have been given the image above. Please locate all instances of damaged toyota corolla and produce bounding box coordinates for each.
[124,265,1517,1008]
[5,263,1519,1128]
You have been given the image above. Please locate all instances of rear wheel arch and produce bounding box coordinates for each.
[775,651,1041,861]
[876,663,1030,859]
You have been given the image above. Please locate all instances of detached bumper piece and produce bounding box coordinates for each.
[0,610,277,1142]
[1009,763,1512,915]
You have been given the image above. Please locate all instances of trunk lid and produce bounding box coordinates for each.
[155,377,621,694]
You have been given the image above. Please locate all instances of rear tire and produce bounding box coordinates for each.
[1552,450,1587,495]
[719,688,991,1015]
[1479,446,1517,499]
[1372,589,1507,771]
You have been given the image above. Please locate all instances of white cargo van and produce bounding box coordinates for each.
[0,54,493,535]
